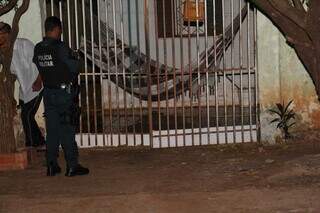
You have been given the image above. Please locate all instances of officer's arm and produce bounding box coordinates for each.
[58,43,80,75]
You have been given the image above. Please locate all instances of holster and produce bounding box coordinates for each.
[60,83,81,126]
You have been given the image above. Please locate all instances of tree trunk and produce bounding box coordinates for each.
[0,71,17,153]
[294,41,320,98]
[0,0,31,153]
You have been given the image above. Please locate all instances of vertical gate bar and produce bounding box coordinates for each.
[195,0,202,145]
[67,0,72,47]
[222,0,228,144]
[171,0,178,146]
[135,0,144,146]
[75,0,79,49]
[89,0,98,145]
[214,71,219,144]
[105,0,113,146]
[74,0,83,146]
[43,0,47,33]
[204,0,210,144]
[43,0,47,20]
[127,0,136,146]
[154,0,162,148]
[144,0,153,148]
[97,0,106,146]
[179,0,186,146]
[239,0,244,143]
[247,2,253,142]
[51,0,54,16]
[187,18,194,146]
[213,0,219,144]
[111,0,121,146]
[254,6,260,142]
[162,0,170,146]
[119,0,129,145]
[231,0,236,143]
[59,1,64,41]
[82,0,91,145]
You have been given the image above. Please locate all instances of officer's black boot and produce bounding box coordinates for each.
[65,164,89,177]
[47,163,62,176]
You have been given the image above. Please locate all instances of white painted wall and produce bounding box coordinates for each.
[256,12,281,143]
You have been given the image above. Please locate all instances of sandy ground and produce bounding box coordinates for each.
[1,140,320,213]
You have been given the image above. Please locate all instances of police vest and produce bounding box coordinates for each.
[33,39,72,88]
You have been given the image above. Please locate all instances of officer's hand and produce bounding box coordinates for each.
[71,49,80,60]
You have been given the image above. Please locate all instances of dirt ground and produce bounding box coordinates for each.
[1,136,320,213]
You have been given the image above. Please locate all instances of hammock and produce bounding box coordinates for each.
[79,6,248,101]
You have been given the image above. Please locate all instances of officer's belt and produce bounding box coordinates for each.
[45,83,73,90]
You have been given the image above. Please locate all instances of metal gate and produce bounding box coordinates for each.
[43,0,259,148]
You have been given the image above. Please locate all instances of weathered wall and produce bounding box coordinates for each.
[0,0,45,128]
[278,35,320,131]
[258,12,320,143]
[257,12,281,143]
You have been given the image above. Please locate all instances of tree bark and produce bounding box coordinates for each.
[0,0,30,153]
[0,70,16,153]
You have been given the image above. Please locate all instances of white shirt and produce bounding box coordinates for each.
[11,38,42,103]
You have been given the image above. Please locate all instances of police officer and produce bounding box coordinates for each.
[33,16,89,177]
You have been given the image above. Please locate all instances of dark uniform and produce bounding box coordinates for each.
[33,37,80,169]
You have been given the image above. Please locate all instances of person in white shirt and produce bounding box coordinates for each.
[0,22,45,147]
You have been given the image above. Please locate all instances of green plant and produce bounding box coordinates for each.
[269,100,296,139]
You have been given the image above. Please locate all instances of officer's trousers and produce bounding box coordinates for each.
[43,88,79,168]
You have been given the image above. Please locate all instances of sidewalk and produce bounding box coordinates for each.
[1,142,320,213]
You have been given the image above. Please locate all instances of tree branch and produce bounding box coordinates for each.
[248,0,310,45]
[10,0,30,44]
[268,0,307,31]
[306,0,320,32]
[0,0,18,16]
[292,0,306,12]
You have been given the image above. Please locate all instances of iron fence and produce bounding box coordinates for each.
[44,0,259,148]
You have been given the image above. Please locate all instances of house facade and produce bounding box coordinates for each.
[1,0,319,147]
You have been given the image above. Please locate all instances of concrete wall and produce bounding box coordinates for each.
[0,0,45,128]
[257,12,320,143]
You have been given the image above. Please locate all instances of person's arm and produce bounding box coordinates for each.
[10,60,16,75]
[11,40,27,93]
[58,42,80,77]
[23,39,42,92]
[32,74,42,91]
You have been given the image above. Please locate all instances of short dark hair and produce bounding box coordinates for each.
[0,22,11,34]
[45,16,62,32]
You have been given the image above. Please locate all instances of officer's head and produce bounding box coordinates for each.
[0,22,11,50]
[45,16,62,40]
